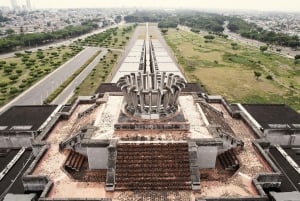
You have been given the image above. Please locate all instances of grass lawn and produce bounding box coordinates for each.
[164,28,300,111]
[0,45,83,106]
[75,25,135,49]
[69,25,136,102]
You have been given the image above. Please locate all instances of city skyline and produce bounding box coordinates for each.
[1,0,300,12]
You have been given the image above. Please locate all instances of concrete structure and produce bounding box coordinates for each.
[0,24,299,201]
[117,71,186,120]
[26,0,31,10]
[10,0,18,10]
[238,104,300,145]
[0,105,59,148]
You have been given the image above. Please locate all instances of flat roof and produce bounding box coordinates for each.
[0,105,57,132]
[242,104,300,129]
[269,145,300,192]
[0,149,33,195]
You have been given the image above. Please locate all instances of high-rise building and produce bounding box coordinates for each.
[10,0,18,10]
[26,0,31,10]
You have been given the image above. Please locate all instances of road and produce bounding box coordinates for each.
[0,47,100,113]
[179,23,300,59]
[52,48,108,105]
[222,21,300,59]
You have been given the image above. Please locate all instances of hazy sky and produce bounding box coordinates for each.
[1,0,300,11]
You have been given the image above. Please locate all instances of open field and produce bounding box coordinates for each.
[0,45,83,106]
[164,28,300,111]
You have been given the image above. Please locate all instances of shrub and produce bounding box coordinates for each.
[10,62,18,67]
[204,35,215,40]
[266,75,273,80]
[19,84,26,89]
[4,67,13,74]
[9,87,18,94]
[16,69,23,74]
[0,82,8,88]
[15,52,23,57]
[9,74,19,81]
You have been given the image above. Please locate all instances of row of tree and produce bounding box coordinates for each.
[125,11,300,48]
[227,17,300,48]
[0,22,98,53]
[125,11,225,33]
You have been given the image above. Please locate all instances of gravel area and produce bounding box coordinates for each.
[93,96,123,139]
[32,104,108,198]
[196,103,270,197]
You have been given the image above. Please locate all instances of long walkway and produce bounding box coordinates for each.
[111,24,185,83]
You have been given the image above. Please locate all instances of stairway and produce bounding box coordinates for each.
[64,150,85,172]
[115,143,192,191]
[217,149,239,171]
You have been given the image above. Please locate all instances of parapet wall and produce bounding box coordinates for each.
[0,132,33,148]
[22,145,50,192]
[39,199,111,201]
[196,197,268,201]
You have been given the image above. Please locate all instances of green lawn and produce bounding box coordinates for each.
[69,26,136,102]
[75,25,135,49]
[164,28,300,111]
[0,45,83,106]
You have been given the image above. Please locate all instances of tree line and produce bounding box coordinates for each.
[125,11,225,33]
[227,17,300,48]
[0,22,98,53]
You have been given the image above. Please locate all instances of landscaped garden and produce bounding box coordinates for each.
[0,45,83,106]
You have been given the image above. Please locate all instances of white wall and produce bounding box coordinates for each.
[87,147,108,169]
[0,136,32,148]
[197,146,217,169]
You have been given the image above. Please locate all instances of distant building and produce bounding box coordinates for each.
[10,0,18,10]
[26,0,31,10]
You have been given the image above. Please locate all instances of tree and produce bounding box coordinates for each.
[9,74,19,81]
[161,29,168,34]
[254,71,262,80]
[295,55,300,60]
[5,29,14,35]
[231,42,238,50]
[260,46,268,53]
[204,35,215,40]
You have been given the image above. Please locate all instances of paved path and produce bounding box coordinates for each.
[152,25,186,78]
[0,47,100,113]
[52,48,108,105]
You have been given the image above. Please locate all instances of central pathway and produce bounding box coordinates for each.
[111,24,185,83]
